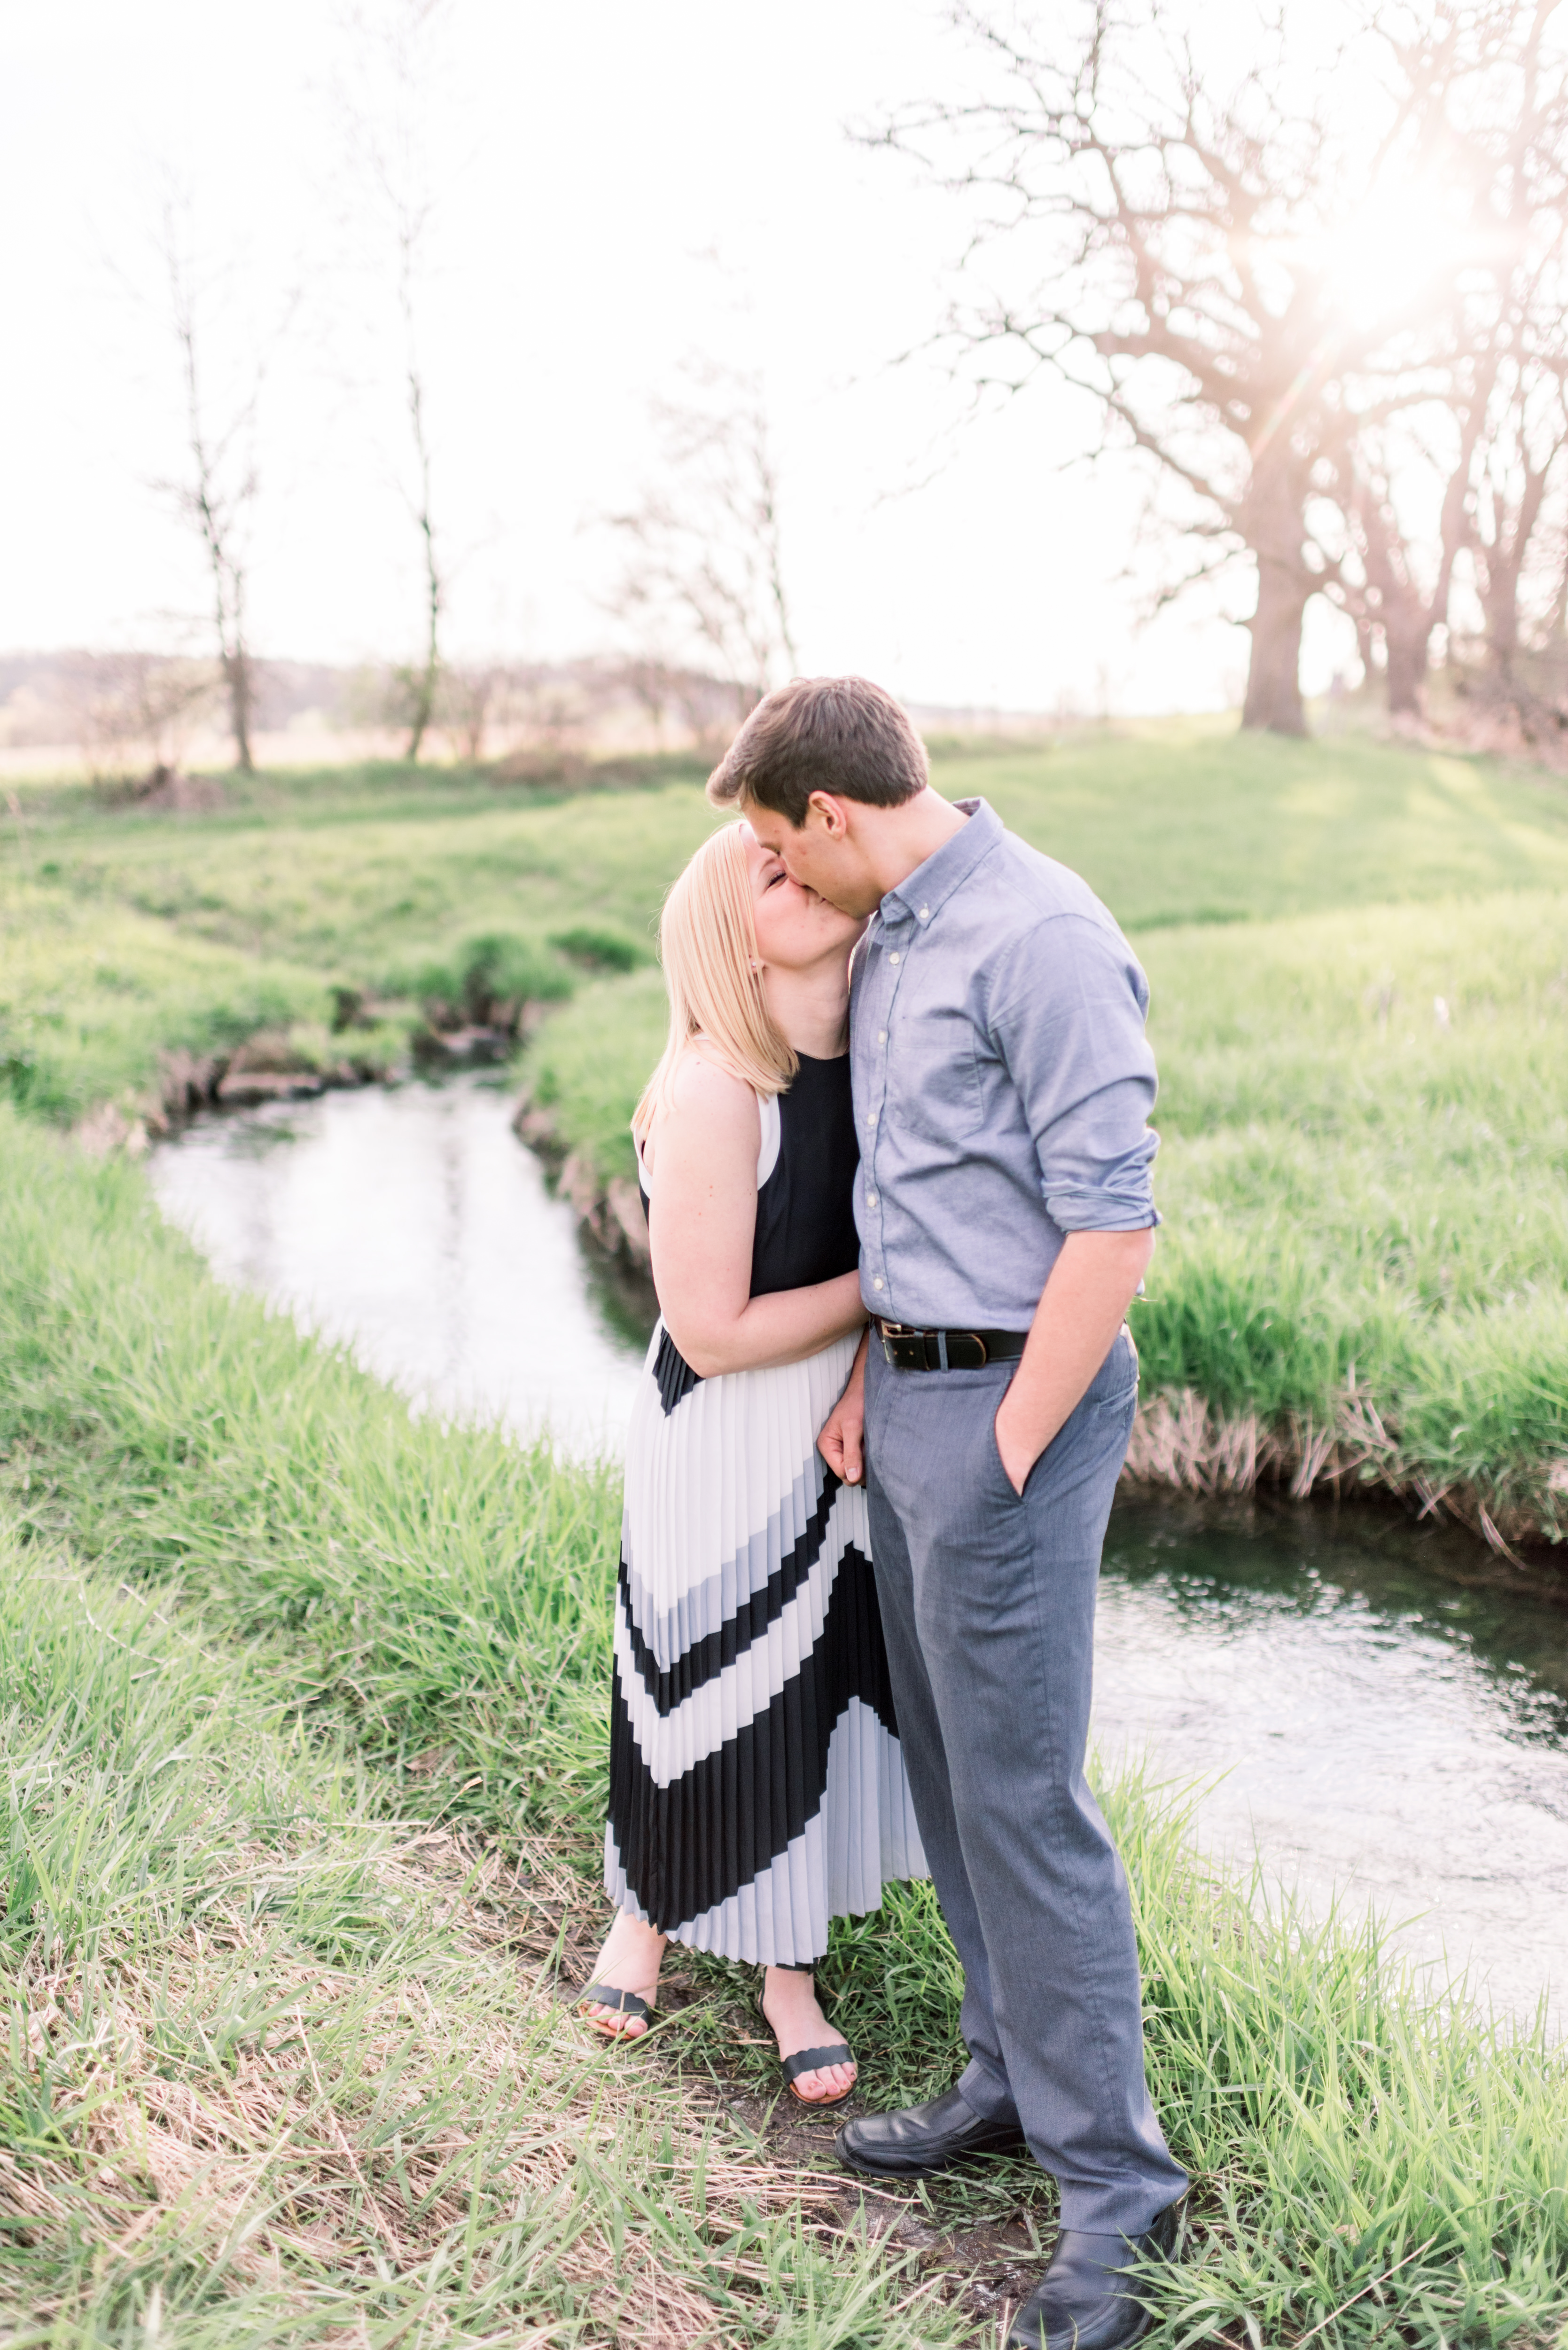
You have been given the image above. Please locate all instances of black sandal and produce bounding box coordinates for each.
[760,1966,857,2108]
[578,1981,657,2039]
[779,2040,858,2108]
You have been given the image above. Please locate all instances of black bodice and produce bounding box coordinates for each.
[641,1051,859,1412]
[749,1051,859,1296]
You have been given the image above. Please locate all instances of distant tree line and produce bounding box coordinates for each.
[0,650,758,784]
[882,0,1568,737]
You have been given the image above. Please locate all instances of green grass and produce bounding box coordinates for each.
[0,1532,942,2348]
[8,724,1568,1117]
[0,881,339,1123]
[974,720,1568,926]
[12,724,1562,1514]
[2,1108,1567,2345]
[1136,886,1568,1524]
[524,968,671,1189]
[9,722,1563,1511]
[0,1110,973,2347]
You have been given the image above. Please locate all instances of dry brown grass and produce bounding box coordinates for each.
[2,1810,866,2348]
[1121,1386,1563,1564]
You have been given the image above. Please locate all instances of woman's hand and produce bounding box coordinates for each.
[818,1329,869,1485]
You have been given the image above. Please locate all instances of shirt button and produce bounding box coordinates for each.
[873,1277,884,1290]
[866,1191,878,1207]
[889,952,901,964]
[918,907,930,920]
[878,1031,887,1044]
[867,1111,878,1125]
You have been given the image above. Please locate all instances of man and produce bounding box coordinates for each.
[708,677,1186,2350]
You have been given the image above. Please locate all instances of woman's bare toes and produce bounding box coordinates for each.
[760,1967,856,2102]
[581,1998,649,2039]
[581,1912,666,2038]
[791,2057,857,2104]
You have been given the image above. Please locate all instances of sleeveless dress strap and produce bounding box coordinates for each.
[756,1092,781,1184]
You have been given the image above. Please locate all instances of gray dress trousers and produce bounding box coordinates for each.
[865,1326,1188,2236]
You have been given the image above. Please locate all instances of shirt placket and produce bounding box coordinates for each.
[861,901,917,1312]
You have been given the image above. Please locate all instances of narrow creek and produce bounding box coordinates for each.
[150,1075,1568,2029]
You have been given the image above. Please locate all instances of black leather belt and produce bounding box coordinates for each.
[875,1319,1029,1371]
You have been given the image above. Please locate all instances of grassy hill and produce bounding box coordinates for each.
[3,728,1568,2342]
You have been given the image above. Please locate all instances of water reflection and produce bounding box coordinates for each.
[1095,1497,1568,2024]
[149,1075,654,1457]
[150,1080,1568,2024]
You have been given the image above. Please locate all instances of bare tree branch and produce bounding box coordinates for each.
[869,0,1568,733]
[605,365,800,736]
[152,196,289,772]
[340,0,452,762]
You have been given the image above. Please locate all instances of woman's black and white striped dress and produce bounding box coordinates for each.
[604,1052,926,1965]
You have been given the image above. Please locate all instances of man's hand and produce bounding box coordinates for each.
[993,1230,1155,1495]
[993,1398,1043,1498]
[819,1330,870,1485]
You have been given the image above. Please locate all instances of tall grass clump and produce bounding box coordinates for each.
[0,1106,621,1840]
[3,1108,1568,2343]
[396,929,576,1030]
[1139,887,1568,1534]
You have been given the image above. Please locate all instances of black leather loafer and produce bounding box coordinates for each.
[836,2084,1027,2178]
[1006,2200,1183,2350]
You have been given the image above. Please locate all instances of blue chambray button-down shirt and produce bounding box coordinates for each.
[850,798,1160,1330]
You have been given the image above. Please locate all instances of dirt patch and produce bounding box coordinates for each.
[505,1833,1065,2338]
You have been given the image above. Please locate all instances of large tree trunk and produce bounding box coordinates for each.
[1484,564,1521,682]
[1241,553,1309,734]
[1383,617,1429,717]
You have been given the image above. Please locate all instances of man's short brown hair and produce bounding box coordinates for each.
[706,675,928,828]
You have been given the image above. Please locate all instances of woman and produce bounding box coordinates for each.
[580,821,925,2106]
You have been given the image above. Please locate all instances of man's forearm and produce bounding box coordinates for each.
[992,1230,1154,1494]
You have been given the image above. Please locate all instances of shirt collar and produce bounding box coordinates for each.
[880,798,1001,926]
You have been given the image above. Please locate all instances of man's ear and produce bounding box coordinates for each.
[805,790,851,838]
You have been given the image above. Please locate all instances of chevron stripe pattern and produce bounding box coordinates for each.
[604,1323,927,1965]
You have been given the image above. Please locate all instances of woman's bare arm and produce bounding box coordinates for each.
[646,1054,866,1378]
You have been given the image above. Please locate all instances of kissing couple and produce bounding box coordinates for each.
[579,677,1186,2350]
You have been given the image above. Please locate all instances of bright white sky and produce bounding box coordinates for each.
[4,0,1356,713]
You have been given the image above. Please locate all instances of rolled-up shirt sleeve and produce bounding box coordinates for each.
[988,914,1161,1231]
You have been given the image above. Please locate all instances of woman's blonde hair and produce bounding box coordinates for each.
[634,822,796,1136]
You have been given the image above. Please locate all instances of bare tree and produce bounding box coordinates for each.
[1329,400,1486,717]
[154,203,280,771]
[59,651,218,784]
[1320,7,1568,714]
[340,0,451,762]
[872,1,1550,734]
[1462,371,1568,688]
[439,659,510,762]
[607,366,800,730]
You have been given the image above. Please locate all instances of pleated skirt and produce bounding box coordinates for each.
[604,1322,927,1964]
